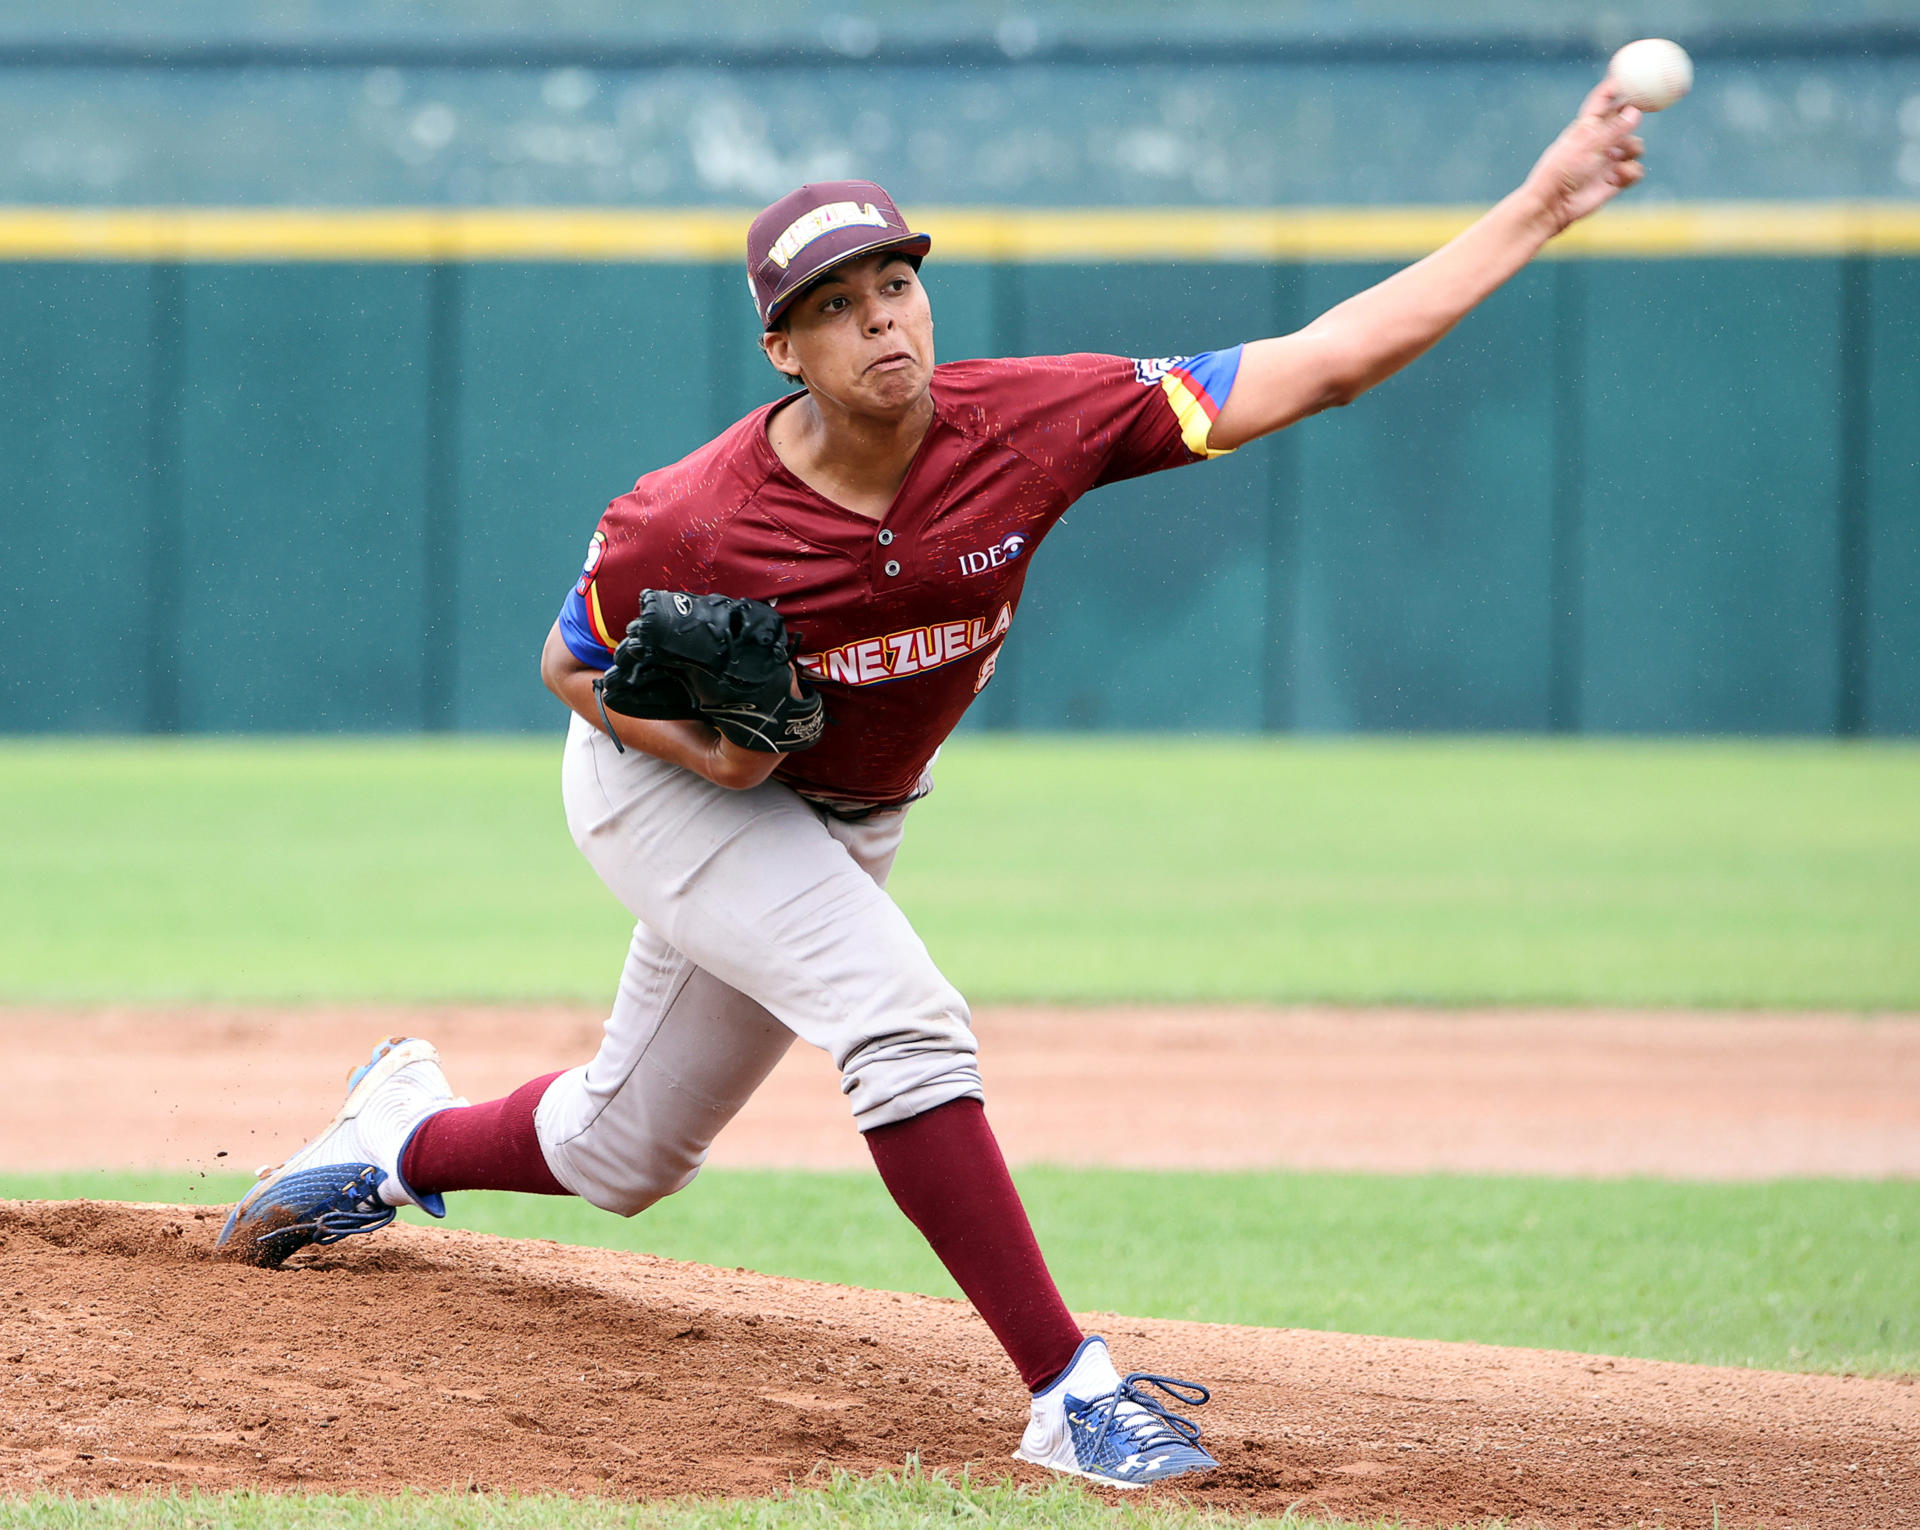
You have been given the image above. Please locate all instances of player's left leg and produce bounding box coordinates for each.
[215,1036,468,1267]
[213,943,791,1264]
[478,918,798,1217]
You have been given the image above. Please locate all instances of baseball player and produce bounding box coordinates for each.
[221,80,1645,1488]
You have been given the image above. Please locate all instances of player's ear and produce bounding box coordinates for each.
[762,328,806,388]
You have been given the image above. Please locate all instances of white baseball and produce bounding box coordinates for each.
[1608,38,1693,112]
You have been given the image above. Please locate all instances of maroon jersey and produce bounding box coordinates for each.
[560,349,1241,807]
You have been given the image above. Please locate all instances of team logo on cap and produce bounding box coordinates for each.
[767,201,891,270]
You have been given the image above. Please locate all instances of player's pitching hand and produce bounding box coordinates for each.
[1521,79,1646,235]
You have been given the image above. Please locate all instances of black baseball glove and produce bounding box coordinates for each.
[594,589,825,754]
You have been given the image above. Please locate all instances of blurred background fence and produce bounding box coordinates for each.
[2,1,1917,736]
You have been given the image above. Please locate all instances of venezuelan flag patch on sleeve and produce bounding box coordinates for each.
[1145,347,1242,458]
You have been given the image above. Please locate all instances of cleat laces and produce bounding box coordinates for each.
[1069,1372,1211,1472]
[250,1164,396,1254]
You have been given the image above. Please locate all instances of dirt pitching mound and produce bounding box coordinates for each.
[2,1202,1913,1528]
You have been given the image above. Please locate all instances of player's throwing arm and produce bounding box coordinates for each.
[1209,77,1647,451]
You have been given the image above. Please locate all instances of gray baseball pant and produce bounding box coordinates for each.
[533,713,982,1216]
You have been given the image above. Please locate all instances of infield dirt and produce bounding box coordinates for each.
[6,1005,1918,1526]
[9,1004,1920,1178]
[2,1199,1915,1528]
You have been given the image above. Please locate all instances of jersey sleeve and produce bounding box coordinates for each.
[977,348,1243,497]
[558,529,619,667]
[556,481,716,668]
[1138,348,1243,469]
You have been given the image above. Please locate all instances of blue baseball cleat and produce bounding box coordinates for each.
[216,1036,464,1268]
[1015,1334,1218,1488]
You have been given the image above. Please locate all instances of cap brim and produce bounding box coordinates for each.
[764,231,933,329]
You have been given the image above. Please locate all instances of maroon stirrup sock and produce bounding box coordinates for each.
[865,1097,1084,1392]
[400,1071,570,1198]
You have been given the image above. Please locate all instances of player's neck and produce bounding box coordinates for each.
[770,391,935,522]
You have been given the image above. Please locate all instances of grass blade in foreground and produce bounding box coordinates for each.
[0,1469,1418,1529]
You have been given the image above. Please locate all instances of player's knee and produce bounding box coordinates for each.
[540,1087,707,1218]
[840,1005,983,1132]
[575,1159,702,1219]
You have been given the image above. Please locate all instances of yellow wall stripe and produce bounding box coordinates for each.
[1,202,1918,262]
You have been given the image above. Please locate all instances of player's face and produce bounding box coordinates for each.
[764,254,934,416]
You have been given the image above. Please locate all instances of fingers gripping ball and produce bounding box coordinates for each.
[1608,38,1692,112]
[601,590,826,754]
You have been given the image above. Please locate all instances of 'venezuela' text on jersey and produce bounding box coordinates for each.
[560,349,1242,806]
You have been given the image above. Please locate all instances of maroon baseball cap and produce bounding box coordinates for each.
[746,179,931,329]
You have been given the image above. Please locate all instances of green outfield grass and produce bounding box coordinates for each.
[1,736,1914,1008]
[0,1468,1410,1529]
[13,1167,1914,1377]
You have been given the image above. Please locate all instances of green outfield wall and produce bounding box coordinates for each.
[1,217,1915,736]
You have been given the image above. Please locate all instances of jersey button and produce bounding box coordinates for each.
[883,559,902,577]
[877,529,895,546]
